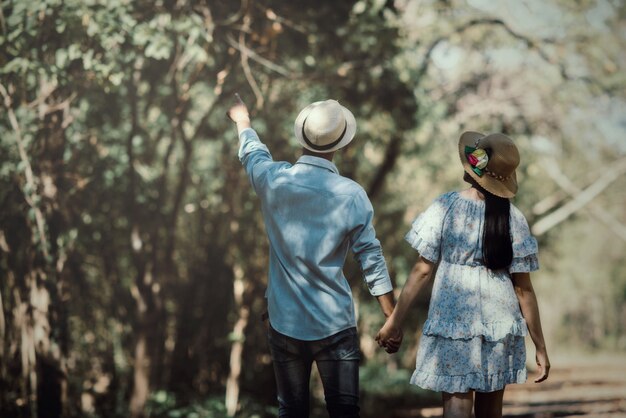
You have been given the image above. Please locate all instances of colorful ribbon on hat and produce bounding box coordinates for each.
[465,146,489,176]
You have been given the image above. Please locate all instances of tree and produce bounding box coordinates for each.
[1,0,624,417]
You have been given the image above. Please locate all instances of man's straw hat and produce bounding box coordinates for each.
[294,100,356,153]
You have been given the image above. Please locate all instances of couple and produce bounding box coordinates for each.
[227,96,550,418]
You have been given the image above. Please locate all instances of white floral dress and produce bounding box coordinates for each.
[405,191,539,393]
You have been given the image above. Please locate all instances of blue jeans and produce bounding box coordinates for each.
[268,325,361,418]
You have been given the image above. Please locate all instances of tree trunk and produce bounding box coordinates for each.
[36,106,70,418]
[0,85,69,418]
[225,265,249,417]
[129,325,149,418]
[129,265,162,418]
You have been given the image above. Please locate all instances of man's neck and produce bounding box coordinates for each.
[302,148,335,162]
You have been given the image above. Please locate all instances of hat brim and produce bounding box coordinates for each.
[458,131,518,198]
[294,101,357,153]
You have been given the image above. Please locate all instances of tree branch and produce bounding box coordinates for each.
[415,17,613,94]
[538,157,626,242]
[234,16,265,110]
[532,190,568,216]
[0,83,50,259]
[215,0,249,26]
[532,157,626,236]
[225,34,292,78]
[367,134,402,199]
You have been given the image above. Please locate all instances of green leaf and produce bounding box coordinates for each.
[68,43,82,60]
[56,20,67,33]
[1,58,31,74]
[56,48,68,68]
[145,39,171,60]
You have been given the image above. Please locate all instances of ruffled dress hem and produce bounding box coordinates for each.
[410,368,527,393]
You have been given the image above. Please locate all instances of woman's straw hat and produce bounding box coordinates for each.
[458,131,520,198]
[294,100,356,153]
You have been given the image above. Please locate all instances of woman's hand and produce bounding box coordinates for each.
[375,318,403,354]
[534,348,550,383]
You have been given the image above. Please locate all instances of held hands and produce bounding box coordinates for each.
[226,93,251,127]
[534,348,551,383]
[375,318,403,354]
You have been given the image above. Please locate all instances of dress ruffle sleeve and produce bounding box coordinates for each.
[509,206,539,273]
[404,192,455,263]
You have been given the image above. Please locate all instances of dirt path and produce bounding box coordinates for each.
[393,355,626,417]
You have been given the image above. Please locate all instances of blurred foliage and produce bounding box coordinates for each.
[0,0,625,417]
[146,392,278,418]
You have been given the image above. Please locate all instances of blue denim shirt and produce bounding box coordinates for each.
[238,128,393,340]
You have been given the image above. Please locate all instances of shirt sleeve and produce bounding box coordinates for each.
[349,190,393,297]
[509,205,540,273]
[238,128,275,193]
[404,193,452,263]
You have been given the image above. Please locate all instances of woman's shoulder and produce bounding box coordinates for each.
[419,191,462,216]
[433,191,462,205]
[509,202,531,225]
[508,202,538,245]
[440,190,460,199]
[409,192,458,226]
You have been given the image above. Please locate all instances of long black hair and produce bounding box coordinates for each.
[463,172,513,270]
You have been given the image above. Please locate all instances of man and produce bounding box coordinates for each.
[227,94,401,418]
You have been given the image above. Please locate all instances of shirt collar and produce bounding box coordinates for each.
[296,155,340,175]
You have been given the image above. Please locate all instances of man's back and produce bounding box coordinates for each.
[239,130,392,340]
[261,156,365,340]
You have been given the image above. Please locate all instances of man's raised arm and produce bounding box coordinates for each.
[226,93,274,192]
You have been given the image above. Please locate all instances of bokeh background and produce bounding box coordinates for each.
[1,0,625,417]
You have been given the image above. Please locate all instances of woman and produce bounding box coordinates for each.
[377,132,550,418]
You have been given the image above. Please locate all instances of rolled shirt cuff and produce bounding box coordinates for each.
[366,277,394,296]
[238,127,256,139]
[238,128,270,162]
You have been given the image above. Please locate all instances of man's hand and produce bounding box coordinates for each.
[375,318,403,354]
[227,93,251,127]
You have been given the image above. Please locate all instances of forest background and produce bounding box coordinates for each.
[1,0,625,417]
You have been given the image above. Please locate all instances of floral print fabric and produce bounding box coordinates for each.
[405,191,539,393]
